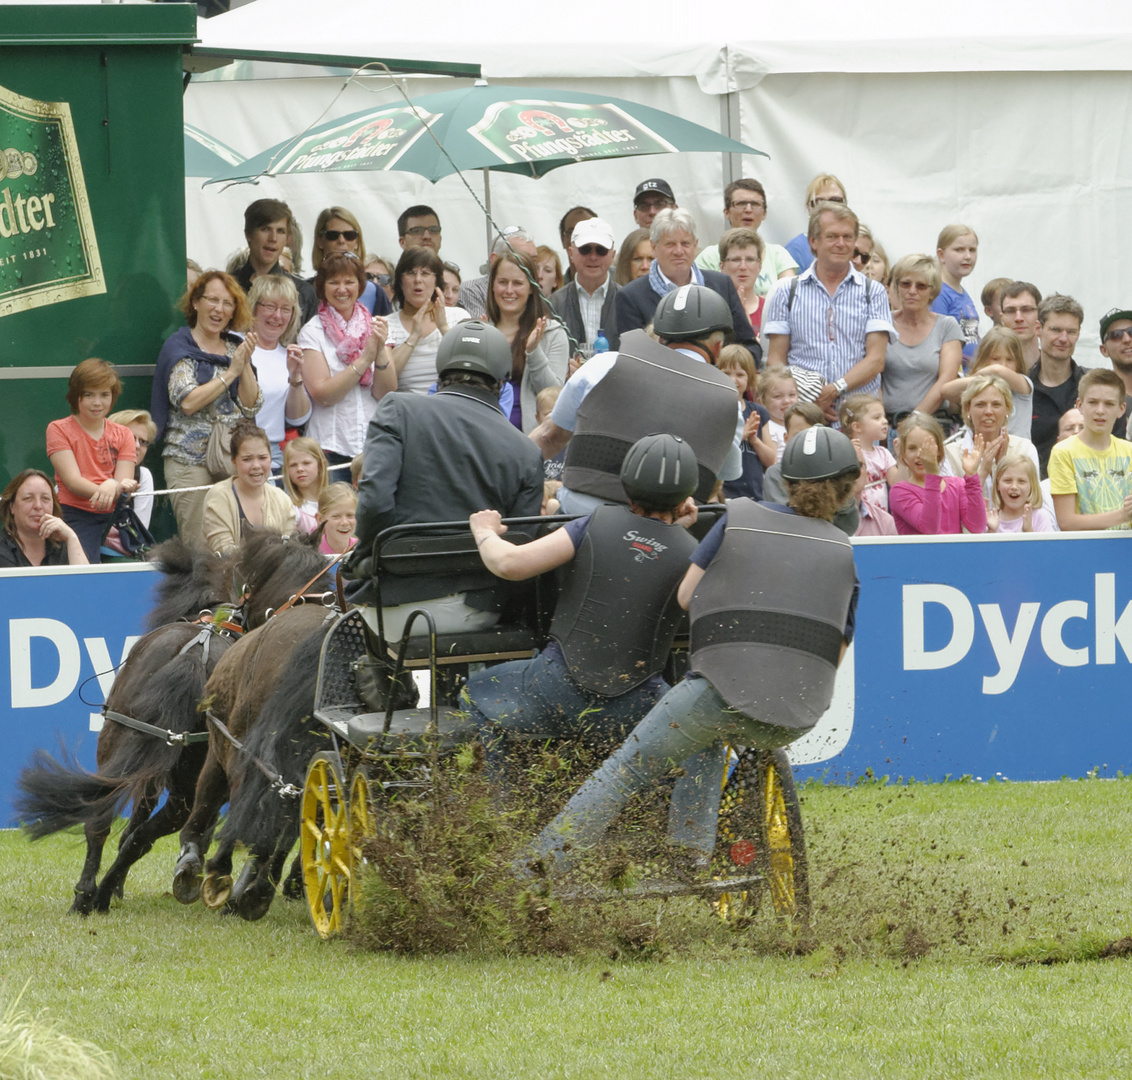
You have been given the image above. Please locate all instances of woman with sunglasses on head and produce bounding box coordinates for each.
[881,254,965,436]
[298,250,394,468]
[309,207,392,317]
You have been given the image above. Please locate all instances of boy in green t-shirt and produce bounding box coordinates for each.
[1049,367,1132,530]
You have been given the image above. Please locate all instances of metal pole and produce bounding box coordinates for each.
[719,88,742,189]
[483,167,493,257]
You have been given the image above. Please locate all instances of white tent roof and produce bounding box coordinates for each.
[197,0,1132,90]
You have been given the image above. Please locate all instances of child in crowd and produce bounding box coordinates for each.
[762,403,859,536]
[839,393,897,535]
[932,224,981,367]
[890,412,990,535]
[986,454,1056,533]
[46,358,138,564]
[315,482,359,556]
[939,327,1033,439]
[1048,368,1132,531]
[1039,408,1083,519]
[717,344,774,500]
[283,436,329,535]
[757,366,799,463]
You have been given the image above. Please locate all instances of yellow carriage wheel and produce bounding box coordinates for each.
[349,770,374,870]
[756,749,810,918]
[301,751,351,939]
[713,747,766,921]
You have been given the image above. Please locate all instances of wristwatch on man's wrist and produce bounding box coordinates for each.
[833,377,849,395]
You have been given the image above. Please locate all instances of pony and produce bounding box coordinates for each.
[15,531,330,915]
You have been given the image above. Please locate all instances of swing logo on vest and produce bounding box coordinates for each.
[0,82,104,319]
[623,529,667,563]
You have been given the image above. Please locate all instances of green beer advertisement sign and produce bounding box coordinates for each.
[0,82,104,319]
[274,106,443,175]
[469,101,679,166]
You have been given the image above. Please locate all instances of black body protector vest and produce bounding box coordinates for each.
[562,329,738,504]
[551,504,697,696]
[689,498,857,730]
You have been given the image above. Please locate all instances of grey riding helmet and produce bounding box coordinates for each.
[652,284,732,342]
[435,320,511,383]
[620,433,699,508]
[780,425,861,482]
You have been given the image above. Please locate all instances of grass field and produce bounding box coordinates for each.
[4,776,1132,1079]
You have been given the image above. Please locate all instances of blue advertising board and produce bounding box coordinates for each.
[790,531,1132,783]
[2,533,1130,824]
[2,563,157,825]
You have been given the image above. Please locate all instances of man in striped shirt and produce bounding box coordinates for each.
[764,203,895,421]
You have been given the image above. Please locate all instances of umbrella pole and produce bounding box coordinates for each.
[483,168,493,256]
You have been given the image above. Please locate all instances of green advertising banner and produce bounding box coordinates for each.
[468,100,679,167]
[270,106,443,176]
[0,81,105,319]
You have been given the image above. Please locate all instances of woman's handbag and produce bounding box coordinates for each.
[205,417,236,481]
[108,496,156,558]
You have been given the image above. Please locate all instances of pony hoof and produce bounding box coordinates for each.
[235,880,276,922]
[69,892,94,917]
[172,851,203,905]
[200,873,232,910]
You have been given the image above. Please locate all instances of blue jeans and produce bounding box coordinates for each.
[527,675,801,874]
[462,649,667,786]
[63,505,111,564]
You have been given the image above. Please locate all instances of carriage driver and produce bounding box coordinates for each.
[349,322,544,639]
[462,433,701,782]
[522,425,862,878]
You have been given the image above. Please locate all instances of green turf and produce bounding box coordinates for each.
[5,776,1132,1079]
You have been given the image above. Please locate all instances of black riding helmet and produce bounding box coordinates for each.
[620,433,699,510]
[780,425,861,482]
[435,320,511,384]
[652,284,733,343]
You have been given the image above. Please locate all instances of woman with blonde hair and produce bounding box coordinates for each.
[309,206,390,316]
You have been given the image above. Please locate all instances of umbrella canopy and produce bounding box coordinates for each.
[205,83,766,186]
[184,123,246,179]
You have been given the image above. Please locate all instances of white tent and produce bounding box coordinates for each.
[186,0,1132,348]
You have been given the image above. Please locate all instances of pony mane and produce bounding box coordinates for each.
[145,539,235,631]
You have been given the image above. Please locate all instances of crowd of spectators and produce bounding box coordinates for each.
[7,170,1132,568]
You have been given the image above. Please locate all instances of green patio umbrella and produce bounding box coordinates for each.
[205,83,765,187]
[184,123,246,179]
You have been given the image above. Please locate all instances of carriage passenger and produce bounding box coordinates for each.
[463,434,700,780]
[523,427,861,878]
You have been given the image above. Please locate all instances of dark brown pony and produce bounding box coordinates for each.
[16,531,329,914]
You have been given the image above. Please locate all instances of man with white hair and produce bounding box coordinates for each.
[457,226,538,319]
[612,208,761,364]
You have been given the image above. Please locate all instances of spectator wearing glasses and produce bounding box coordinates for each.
[1000,281,1043,368]
[632,178,676,229]
[851,225,875,279]
[457,226,538,319]
[309,206,391,318]
[716,228,767,333]
[550,218,620,355]
[365,254,395,307]
[764,203,896,421]
[1098,306,1132,426]
[396,204,443,254]
[784,173,848,272]
[695,179,798,295]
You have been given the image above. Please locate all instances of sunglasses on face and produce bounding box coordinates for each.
[365,273,392,286]
[322,229,358,242]
[1106,328,1132,342]
[578,245,610,257]
[405,225,442,237]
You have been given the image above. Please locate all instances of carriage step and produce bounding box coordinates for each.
[339,707,477,752]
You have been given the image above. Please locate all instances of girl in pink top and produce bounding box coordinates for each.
[890,413,991,535]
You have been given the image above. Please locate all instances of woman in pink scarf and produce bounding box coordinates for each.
[297,250,393,466]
